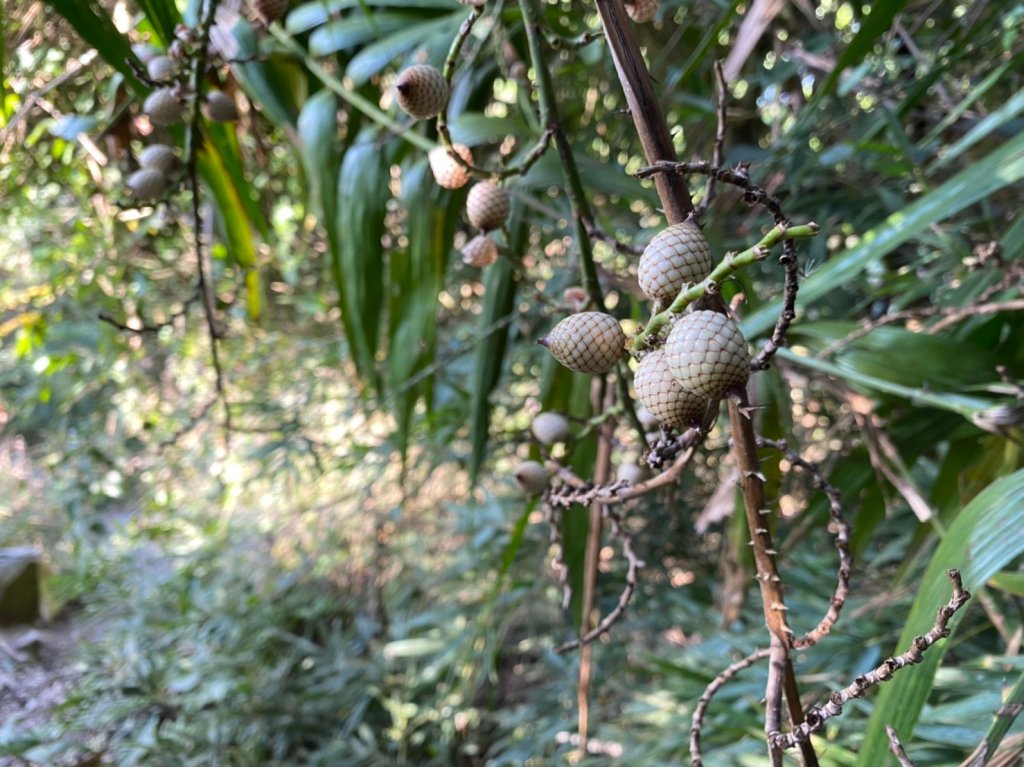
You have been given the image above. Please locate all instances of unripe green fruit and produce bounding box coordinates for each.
[637,220,713,302]
[144,88,183,126]
[634,349,709,430]
[514,460,550,495]
[665,310,751,399]
[531,412,571,445]
[394,65,448,120]
[466,181,510,232]
[539,312,625,374]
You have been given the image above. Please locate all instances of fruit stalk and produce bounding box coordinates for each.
[594,3,817,764]
[631,222,819,350]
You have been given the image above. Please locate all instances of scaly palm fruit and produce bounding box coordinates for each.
[126,168,167,201]
[514,461,550,495]
[539,312,625,374]
[531,412,571,445]
[203,90,238,122]
[143,88,184,126]
[638,219,713,302]
[466,181,510,232]
[428,143,473,189]
[665,310,751,399]
[625,0,659,23]
[139,144,178,174]
[634,349,709,430]
[146,55,176,82]
[394,65,449,119]
[461,234,498,267]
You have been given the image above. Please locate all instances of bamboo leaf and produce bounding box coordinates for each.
[230,21,306,128]
[821,1,910,98]
[197,145,257,268]
[134,0,182,45]
[309,13,429,57]
[744,129,1024,338]
[856,469,1024,767]
[468,255,518,485]
[41,0,146,93]
[345,14,462,85]
[931,85,1024,170]
[336,138,391,388]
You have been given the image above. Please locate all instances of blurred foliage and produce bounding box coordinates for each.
[2,0,1024,765]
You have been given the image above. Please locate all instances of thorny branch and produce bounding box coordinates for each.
[690,647,772,767]
[771,569,971,750]
[755,436,853,650]
[886,725,918,767]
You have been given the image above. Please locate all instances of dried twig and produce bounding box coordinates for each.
[690,647,772,767]
[886,725,918,767]
[98,288,200,334]
[771,569,971,750]
[695,61,728,218]
[755,436,852,650]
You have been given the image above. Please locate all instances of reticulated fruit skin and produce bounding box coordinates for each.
[539,312,625,374]
[461,234,498,267]
[531,412,571,445]
[144,88,183,126]
[139,144,178,174]
[637,220,713,302]
[466,181,510,232]
[428,143,473,189]
[514,460,550,495]
[126,168,167,201]
[146,55,176,82]
[394,65,449,120]
[203,90,238,122]
[665,310,751,399]
[634,349,709,430]
[625,0,659,23]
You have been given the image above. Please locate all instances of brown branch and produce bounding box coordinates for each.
[886,725,918,767]
[756,436,853,650]
[98,288,200,334]
[594,0,694,224]
[690,647,772,767]
[771,569,971,751]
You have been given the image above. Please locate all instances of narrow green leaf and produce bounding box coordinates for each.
[468,256,518,485]
[821,1,909,97]
[202,122,271,239]
[231,22,306,128]
[134,0,182,45]
[309,13,426,57]
[196,145,257,269]
[989,571,1024,597]
[41,0,146,94]
[744,129,1024,338]
[931,85,1024,170]
[336,139,390,388]
[857,469,1024,767]
[345,14,461,85]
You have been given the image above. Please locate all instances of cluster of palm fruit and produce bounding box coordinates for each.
[520,220,752,495]
[127,12,248,204]
[392,62,511,269]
